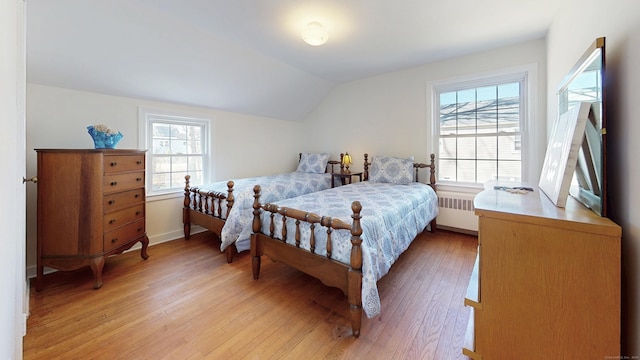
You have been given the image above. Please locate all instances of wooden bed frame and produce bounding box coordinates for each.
[250,154,437,337]
[183,154,343,263]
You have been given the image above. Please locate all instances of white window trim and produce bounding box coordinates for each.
[428,63,540,191]
[138,107,213,201]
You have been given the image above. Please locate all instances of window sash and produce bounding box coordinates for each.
[434,74,526,186]
[139,110,210,196]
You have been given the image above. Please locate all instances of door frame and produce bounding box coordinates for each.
[1,0,28,358]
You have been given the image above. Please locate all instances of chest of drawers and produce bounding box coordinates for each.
[35,149,149,290]
[463,183,621,358]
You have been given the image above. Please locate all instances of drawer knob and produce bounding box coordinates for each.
[111,238,118,243]
[134,194,140,198]
[136,160,142,165]
[136,177,142,182]
[108,200,115,205]
[110,162,118,167]
[111,181,118,186]
[109,219,116,224]
[135,211,141,216]
[137,228,143,232]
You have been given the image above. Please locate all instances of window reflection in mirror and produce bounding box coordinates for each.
[557,37,606,216]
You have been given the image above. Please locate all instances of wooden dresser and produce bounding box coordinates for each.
[463,183,621,359]
[35,149,149,290]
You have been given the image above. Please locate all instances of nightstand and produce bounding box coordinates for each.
[331,171,363,188]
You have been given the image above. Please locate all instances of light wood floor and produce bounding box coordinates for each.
[24,229,478,360]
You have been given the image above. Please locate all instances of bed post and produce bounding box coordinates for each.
[429,153,436,190]
[225,181,234,219]
[225,246,237,264]
[348,201,363,338]
[251,185,262,280]
[429,153,437,232]
[183,175,192,240]
[363,153,370,181]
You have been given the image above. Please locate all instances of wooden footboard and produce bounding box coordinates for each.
[183,176,237,262]
[250,184,364,337]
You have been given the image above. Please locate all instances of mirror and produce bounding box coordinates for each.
[557,37,607,216]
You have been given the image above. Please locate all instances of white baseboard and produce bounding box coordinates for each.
[22,312,28,337]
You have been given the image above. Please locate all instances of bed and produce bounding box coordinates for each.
[250,154,438,337]
[183,153,345,263]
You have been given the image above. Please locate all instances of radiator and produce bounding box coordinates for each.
[436,191,479,232]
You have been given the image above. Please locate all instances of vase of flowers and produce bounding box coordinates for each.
[87,125,123,149]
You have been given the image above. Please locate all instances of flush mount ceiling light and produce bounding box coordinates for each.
[301,22,329,46]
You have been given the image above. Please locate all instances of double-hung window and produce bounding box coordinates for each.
[139,109,211,196]
[433,67,537,186]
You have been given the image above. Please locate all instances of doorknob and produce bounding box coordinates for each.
[23,176,38,184]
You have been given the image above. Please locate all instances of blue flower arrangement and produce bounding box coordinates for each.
[87,125,123,149]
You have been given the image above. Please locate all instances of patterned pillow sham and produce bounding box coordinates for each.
[296,153,330,174]
[369,156,414,184]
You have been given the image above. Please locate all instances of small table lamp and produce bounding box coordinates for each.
[342,152,352,172]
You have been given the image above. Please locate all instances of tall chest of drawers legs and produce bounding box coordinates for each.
[462,183,621,359]
[35,149,149,291]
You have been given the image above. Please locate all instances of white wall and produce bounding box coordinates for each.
[547,0,640,355]
[25,84,308,271]
[302,39,548,177]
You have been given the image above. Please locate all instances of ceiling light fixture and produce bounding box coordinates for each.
[301,22,329,46]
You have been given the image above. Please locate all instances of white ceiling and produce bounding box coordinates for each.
[26,0,563,121]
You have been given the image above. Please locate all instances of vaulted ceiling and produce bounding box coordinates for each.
[26,0,563,121]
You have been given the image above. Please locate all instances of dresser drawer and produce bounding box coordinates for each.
[104,188,144,212]
[104,219,145,252]
[104,171,145,193]
[104,155,145,173]
[104,204,144,232]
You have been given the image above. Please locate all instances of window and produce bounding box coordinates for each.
[139,109,211,196]
[432,67,537,186]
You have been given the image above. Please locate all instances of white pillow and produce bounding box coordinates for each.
[369,156,414,184]
[296,153,330,174]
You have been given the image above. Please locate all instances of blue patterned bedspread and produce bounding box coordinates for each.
[193,172,332,252]
[255,181,439,318]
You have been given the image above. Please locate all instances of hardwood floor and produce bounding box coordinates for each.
[24,229,478,360]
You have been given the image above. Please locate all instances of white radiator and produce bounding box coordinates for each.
[437,191,479,233]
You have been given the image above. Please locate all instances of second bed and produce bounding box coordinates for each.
[183,153,345,262]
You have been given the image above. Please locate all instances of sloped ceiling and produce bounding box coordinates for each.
[26,0,562,121]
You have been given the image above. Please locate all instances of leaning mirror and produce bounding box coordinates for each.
[557,37,607,216]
